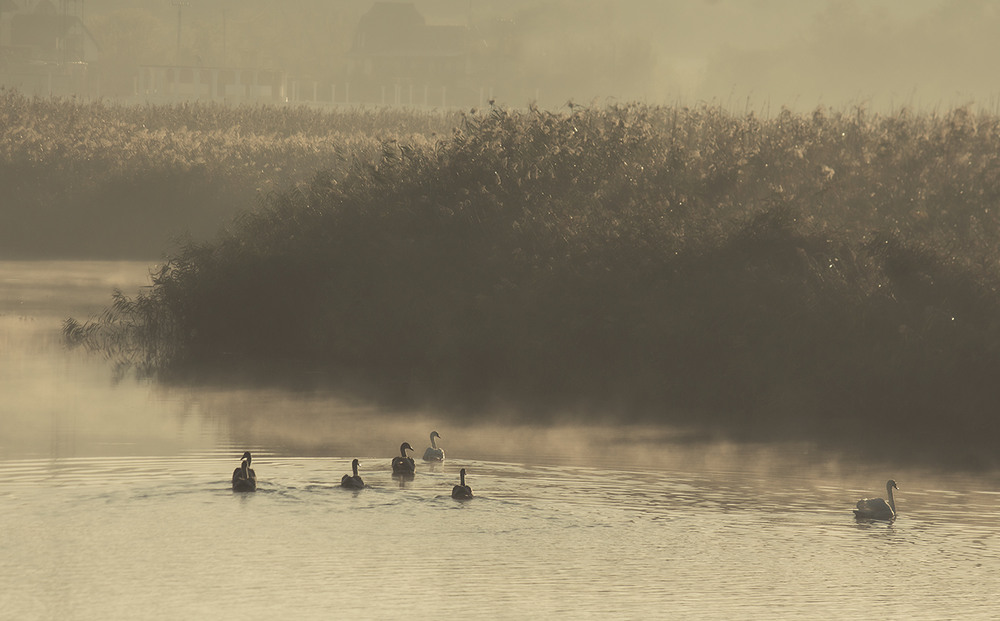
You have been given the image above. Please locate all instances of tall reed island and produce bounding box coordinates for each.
[66,101,1000,467]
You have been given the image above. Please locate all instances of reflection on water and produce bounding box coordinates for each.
[1,261,1000,619]
[2,454,999,620]
[0,260,158,318]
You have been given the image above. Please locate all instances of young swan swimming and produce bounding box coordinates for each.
[854,479,899,520]
[341,458,365,489]
[231,451,257,492]
[391,442,416,476]
[422,431,445,461]
[451,468,473,500]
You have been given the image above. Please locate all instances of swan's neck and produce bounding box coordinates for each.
[241,461,248,478]
[460,471,466,486]
[887,484,896,513]
[431,436,438,449]
[352,462,359,477]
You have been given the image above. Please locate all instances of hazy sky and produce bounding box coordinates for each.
[77,0,997,111]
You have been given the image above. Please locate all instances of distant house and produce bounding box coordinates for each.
[6,0,99,65]
[0,0,100,95]
[347,2,473,86]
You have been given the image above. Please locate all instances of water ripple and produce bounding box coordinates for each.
[1,454,999,620]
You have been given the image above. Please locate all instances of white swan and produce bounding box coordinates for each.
[422,431,445,461]
[854,479,898,520]
[232,451,257,492]
[391,442,416,477]
[451,468,473,499]
[341,458,365,489]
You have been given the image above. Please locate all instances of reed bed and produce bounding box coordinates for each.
[65,101,1000,466]
[0,89,459,257]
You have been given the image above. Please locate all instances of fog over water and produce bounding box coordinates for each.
[5,3,1000,615]
[71,0,1000,111]
[2,263,1000,621]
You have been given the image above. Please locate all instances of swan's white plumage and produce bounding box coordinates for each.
[854,479,898,520]
[422,431,445,461]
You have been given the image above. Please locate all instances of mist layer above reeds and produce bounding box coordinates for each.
[0,89,459,258]
[67,102,1000,467]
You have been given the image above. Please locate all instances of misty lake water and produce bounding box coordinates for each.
[2,260,999,620]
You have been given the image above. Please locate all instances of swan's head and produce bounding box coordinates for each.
[241,451,252,464]
[430,431,441,440]
[887,479,898,490]
[352,458,360,468]
[400,442,414,455]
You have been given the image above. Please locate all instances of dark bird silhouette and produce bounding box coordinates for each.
[451,468,473,500]
[854,479,899,520]
[391,442,416,477]
[341,458,365,489]
[231,451,257,492]
[422,431,445,462]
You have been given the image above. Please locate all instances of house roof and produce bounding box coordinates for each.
[10,11,100,51]
[352,2,469,58]
[359,25,469,58]
[357,2,426,30]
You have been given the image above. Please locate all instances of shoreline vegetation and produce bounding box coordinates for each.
[45,93,1000,469]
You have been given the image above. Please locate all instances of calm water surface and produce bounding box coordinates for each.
[1,261,999,620]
